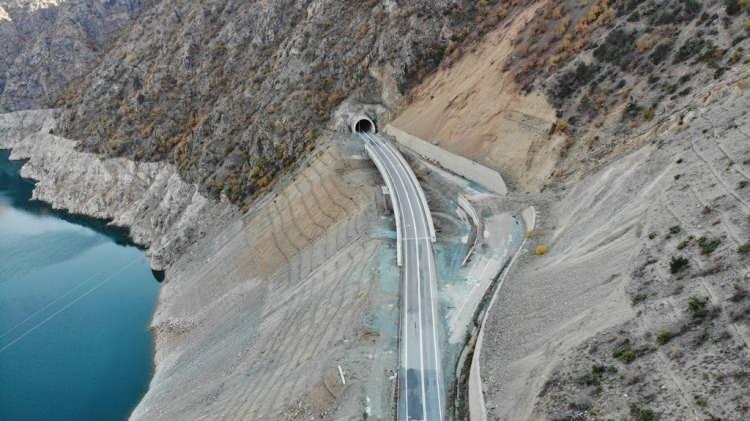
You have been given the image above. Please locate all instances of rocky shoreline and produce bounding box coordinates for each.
[0,109,240,271]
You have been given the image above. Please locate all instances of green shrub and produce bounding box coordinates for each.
[688,296,708,318]
[590,364,606,384]
[656,330,673,345]
[725,0,742,16]
[670,256,690,273]
[613,348,638,363]
[650,42,673,64]
[698,237,721,255]
[669,225,682,234]
[642,107,655,120]
[624,101,644,120]
[629,401,655,421]
[738,243,750,254]
[550,62,599,103]
[674,37,708,63]
[594,29,636,69]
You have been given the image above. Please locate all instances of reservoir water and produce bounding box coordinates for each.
[0,150,159,420]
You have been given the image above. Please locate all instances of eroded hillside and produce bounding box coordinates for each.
[515,70,750,421]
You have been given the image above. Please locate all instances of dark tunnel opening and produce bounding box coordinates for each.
[354,118,376,134]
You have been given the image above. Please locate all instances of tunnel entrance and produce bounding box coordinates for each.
[353,117,376,134]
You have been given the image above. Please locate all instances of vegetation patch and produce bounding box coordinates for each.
[628,401,656,421]
[698,237,721,255]
[688,296,708,319]
[670,256,690,274]
[550,62,600,104]
[656,330,674,345]
[612,339,639,364]
[594,29,637,68]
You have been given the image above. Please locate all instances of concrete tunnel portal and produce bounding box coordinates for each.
[352,116,376,134]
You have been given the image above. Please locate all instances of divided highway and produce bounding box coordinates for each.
[358,131,444,421]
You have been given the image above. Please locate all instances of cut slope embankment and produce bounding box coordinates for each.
[390,2,560,192]
[134,145,396,420]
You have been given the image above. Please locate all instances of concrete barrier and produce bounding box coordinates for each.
[468,206,536,421]
[384,125,508,196]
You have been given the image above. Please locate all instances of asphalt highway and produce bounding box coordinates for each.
[359,132,444,421]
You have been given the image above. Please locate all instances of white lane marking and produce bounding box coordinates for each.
[382,138,436,242]
[367,133,429,419]
[338,365,346,385]
[425,239,444,421]
[381,135,443,420]
[381,136,444,420]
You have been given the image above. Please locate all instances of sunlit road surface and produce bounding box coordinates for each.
[359,132,443,421]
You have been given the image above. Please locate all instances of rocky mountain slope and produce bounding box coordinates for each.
[0,0,148,112]
[55,0,535,207]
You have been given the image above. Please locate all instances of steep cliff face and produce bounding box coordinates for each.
[0,0,148,112]
[55,0,532,206]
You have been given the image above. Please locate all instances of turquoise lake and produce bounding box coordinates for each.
[0,149,159,420]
